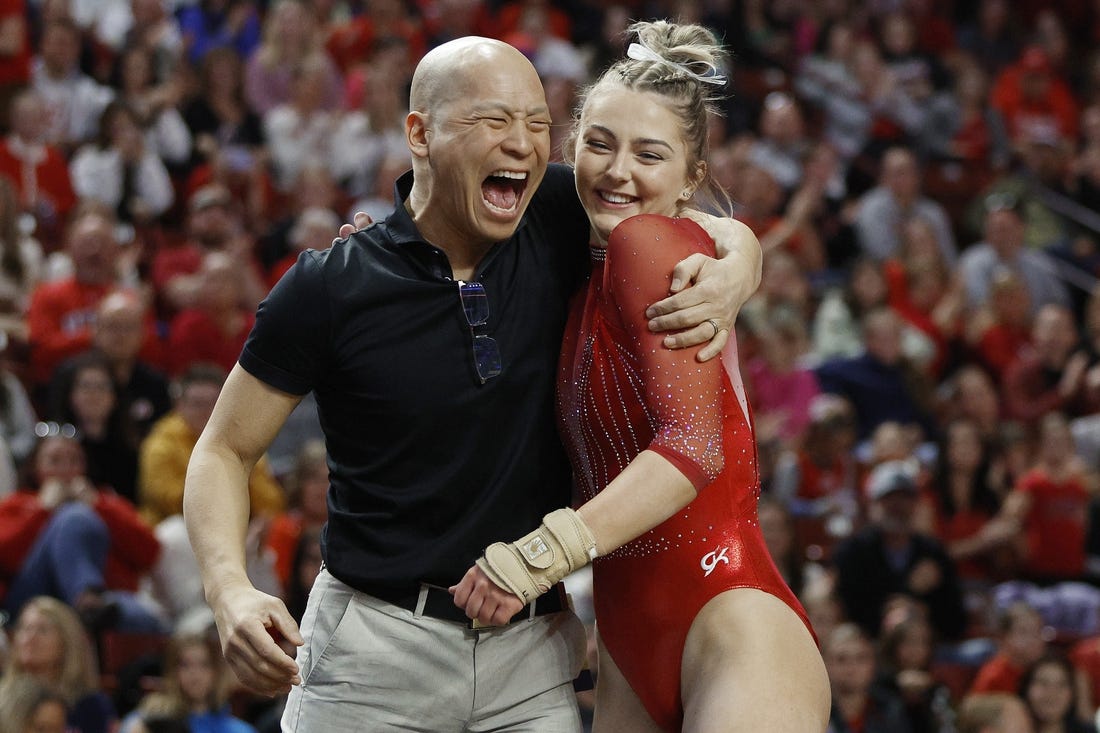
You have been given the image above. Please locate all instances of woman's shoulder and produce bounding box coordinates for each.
[607,214,712,259]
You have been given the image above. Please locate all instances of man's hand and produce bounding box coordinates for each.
[335,212,374,243]
[450,564,525,627]
[210,583,303,696]
[37,478,68,510]
[646,213,761,361]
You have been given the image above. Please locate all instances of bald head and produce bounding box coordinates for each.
[403,35,551,253]
[411,37,540,116]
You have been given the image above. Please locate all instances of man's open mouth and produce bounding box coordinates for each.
[482,170,528,213]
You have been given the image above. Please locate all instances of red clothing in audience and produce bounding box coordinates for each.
[990,60,1079,141]
[166,308,254,377]
[1017,469,1089,580]
[0,488,160,601]
[0,137,76,220]
[27,278,111,385]
[970,652,1024,695]
[0,0,30,86]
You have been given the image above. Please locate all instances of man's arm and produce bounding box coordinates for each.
[645,213,762,361]
[335,209,763,362]
[184,364,303,696]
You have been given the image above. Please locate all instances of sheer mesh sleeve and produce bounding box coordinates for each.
[604,214,726,489]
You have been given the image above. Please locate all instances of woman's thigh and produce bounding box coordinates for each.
[681,588,831,733]
[591,635,665,733]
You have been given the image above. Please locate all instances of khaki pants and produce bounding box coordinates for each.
[282,569,587,732]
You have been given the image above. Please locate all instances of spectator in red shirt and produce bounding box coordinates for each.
[0,0,30,119]
[967,268,1032,383]
[0,432,162,632]
[150,183,268,316]
[925,418,1016,585]
[1002,305,1095,426]
[26,206,142,389]
[166,250,254,377]
[990,46,1078,143]
[0,90,77,235]
[1002,411,1094,583]
[971,600,1048,695]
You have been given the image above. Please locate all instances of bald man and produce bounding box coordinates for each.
[184,37,760,731]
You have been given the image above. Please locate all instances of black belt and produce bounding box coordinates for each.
[364,582,568,629]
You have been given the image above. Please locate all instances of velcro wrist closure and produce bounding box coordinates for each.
[477,508,598,604]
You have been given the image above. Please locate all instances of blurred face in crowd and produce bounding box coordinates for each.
[67,214,119,286]
[70,363,117,429]
[40,24,80,76]
[12,607,64,677]
[881,148,920,204]
[1004,608,1045,667]
[11,93,48,143]
[197,252,240,312]
[1030,305,1078,367]
[177,380,222,436]
[190,201,236,246]
[35,436,87,486]
[946,420,984,474]
[896,620,934,671]
[1037,412,1075,465]
[984,209,1025,259]
[1024,660,1074,727]
[825,628,876,697]
[177,641,217,708]
[954,367,999,430]
[94,293,146,363]
[760,93,803,146]
[849,259,887,310]
[863,310,903,366]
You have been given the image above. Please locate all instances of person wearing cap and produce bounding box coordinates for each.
[149,183,268,316]
[833,459,967,641]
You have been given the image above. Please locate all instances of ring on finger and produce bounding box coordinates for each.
[706,318,721,339]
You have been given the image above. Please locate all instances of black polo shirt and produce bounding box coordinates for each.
[239,164,590,592]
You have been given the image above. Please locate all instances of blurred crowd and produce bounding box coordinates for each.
[2,0,1100,731]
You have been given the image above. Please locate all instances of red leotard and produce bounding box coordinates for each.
[557,215,811,732]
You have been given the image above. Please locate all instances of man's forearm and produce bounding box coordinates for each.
[714,219,762,308]
[184,438,255,605]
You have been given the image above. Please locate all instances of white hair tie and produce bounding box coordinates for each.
[626,42,727,86]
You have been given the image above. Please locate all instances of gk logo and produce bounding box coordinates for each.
[701,547,729,577]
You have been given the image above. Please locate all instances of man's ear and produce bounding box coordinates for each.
[406,111,430,159]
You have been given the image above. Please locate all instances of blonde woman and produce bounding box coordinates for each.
[0,596,114,733]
